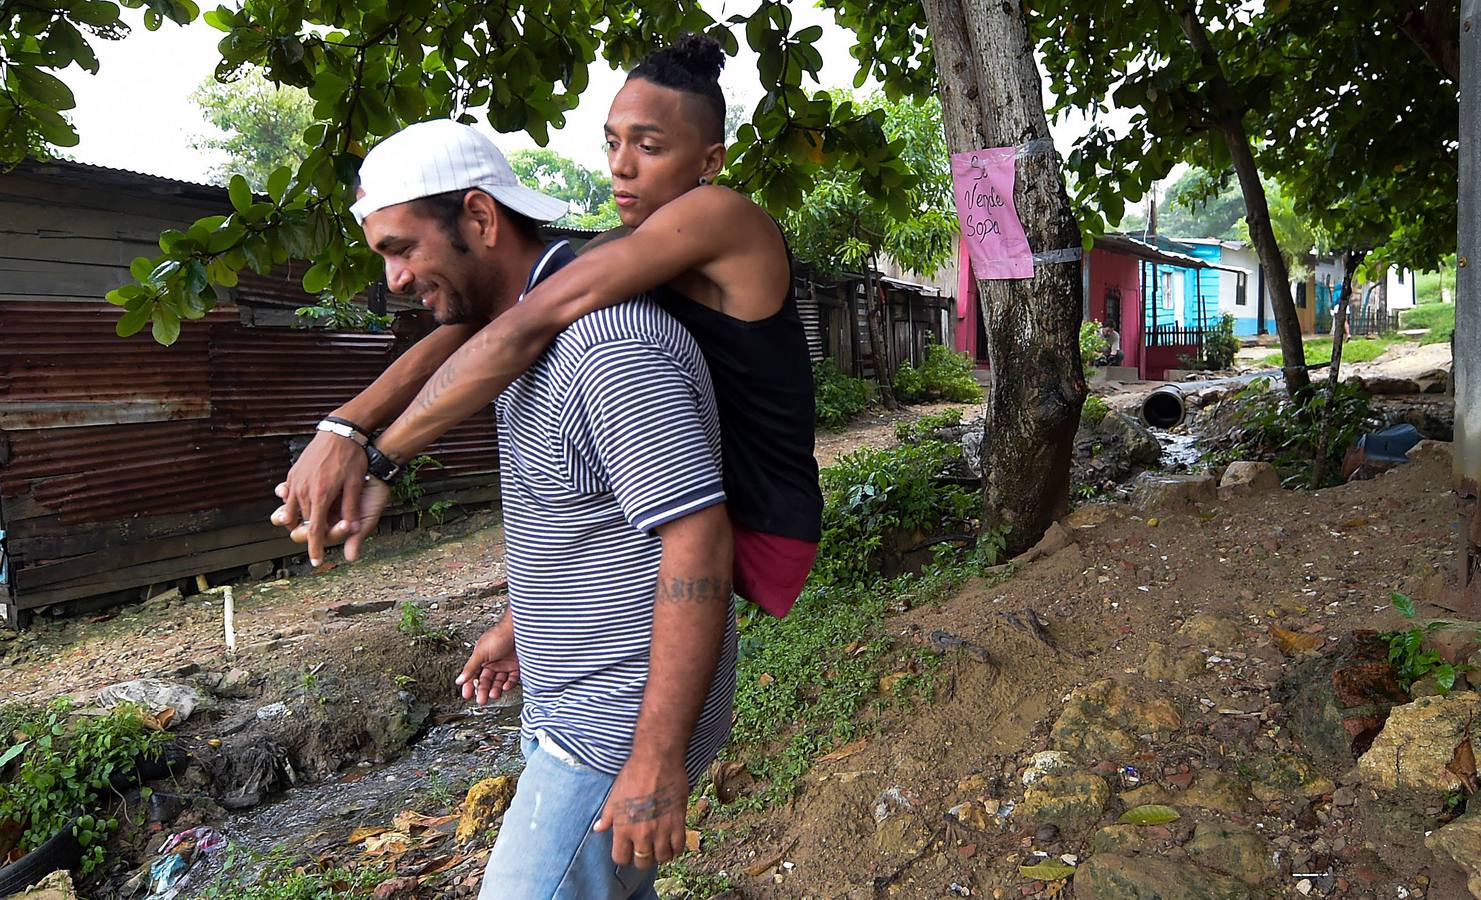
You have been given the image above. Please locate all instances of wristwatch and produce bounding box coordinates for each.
[316,416,370,447]
[363,443,403,485]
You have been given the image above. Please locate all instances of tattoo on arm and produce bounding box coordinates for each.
[654,576,732,604]
[615,783,684,824]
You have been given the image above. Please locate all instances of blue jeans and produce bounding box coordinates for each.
[478,736,659,900]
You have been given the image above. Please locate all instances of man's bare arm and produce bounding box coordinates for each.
[273,323,478,566]
[374,187,764,463]
[593,503,732,866]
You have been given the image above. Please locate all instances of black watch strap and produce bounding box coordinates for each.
[364,443,402,484]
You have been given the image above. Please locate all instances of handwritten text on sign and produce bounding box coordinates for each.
[950,147,1034,279]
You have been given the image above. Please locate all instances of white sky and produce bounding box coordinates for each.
[67,4,1125,186]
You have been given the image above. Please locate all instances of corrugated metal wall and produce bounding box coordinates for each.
[0,161,501,625]
[0,298,501,621]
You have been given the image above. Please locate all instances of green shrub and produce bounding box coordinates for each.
[1201,314,1239,370]
[0,699,168,876]
[1081,394,1109,426]
[815,441,979,589]
[1218,377,1378,487]
[813,360,875,427]
[894,407,964,442]
[893,344,983,403]
[1080,320,1110,378]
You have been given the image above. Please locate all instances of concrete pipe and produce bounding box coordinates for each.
[1142,384,1186,429]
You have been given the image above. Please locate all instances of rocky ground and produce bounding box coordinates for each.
[680,441,1478,899]
[3,352,1477,899]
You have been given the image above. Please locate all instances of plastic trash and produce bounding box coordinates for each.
[97,680,204,724]
[148,827,226,899]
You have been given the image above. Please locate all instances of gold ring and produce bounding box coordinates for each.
[633,850,653,859]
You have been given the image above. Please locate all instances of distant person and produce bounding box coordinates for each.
[1100,323,1123,367]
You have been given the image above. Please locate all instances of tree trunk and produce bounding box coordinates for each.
[863,265,899,408]
[1312,249,1366,488]
[920,0,1085,556]
[1178,9,1310,397]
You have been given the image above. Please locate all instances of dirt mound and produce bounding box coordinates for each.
[696,445,1466,897]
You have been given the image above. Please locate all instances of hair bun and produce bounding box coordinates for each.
[668,33,725,81]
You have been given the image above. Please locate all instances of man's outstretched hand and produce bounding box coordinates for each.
[457,620,519,705]
[270,432,369,566]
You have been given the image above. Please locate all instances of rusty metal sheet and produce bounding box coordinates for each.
[0,299,234,430]
[1,420,286,525]
[210,325,395,435]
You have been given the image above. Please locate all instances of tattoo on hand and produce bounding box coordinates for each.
[654,576,732,604]
[616,784,683,824]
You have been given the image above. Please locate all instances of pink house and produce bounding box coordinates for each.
[954,233,1221,381]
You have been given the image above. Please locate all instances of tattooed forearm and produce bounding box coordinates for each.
[614,783,684,824]
[654,576,732,604]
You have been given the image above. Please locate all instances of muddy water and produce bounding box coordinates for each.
[189,703,524,892]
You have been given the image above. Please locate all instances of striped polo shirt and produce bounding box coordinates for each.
[496,241,738,785]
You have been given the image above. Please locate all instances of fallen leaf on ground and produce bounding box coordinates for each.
[685,829,701,853]
[348,826,389,844]
[1447,733,1477,794]
[362,831,412,856]
[743,848,786,877]
[395,810,457,832]
[818,739,868,762]
[1270,626,1323,654]
[1018,861,1076,880]
[1118,804,1181,826]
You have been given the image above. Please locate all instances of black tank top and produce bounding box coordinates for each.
[653,279,823,543]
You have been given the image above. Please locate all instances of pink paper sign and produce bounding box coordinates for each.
[950,147,1034,280]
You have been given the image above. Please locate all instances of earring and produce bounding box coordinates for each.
[698,176,709,185]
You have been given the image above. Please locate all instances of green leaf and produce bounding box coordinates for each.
[151,305,182,346]
[228,174,252,214]
[1018,861,1076,881]
[116,303,152,337]
[12,66,76,110]
[1391,592,1416,618]
[1117,804,1181,825]
[1435,663,1457,692]
[302,260,333,293]
[0,740,30,768]
[265,165,292,203]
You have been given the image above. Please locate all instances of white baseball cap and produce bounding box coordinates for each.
[350,120,570,225]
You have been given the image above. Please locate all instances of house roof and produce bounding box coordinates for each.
[15,157,229,203]
[1095,233,1248,274]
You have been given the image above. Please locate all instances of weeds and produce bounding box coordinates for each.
[395,601,455,644]
[199,847,388,899]
[0,699,168,875]
[656,861,734,898]
[814,441,979,589]
[894,407,964,442]
[1212,377,1378,488]
[893,344,983,404]
[1081,394,1109,426]
[393,455,442,507]
[1382,592,1473,694]
[814,359,876,427]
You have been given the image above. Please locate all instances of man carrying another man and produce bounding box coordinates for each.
[335,120,735,898]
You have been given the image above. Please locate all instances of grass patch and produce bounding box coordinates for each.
[1261,337,1395,368]
[717,439,1008,808]
[199,849,388,899]
[1402,302,1455,346]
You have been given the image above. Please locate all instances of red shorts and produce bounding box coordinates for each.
[732,523,818,618]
